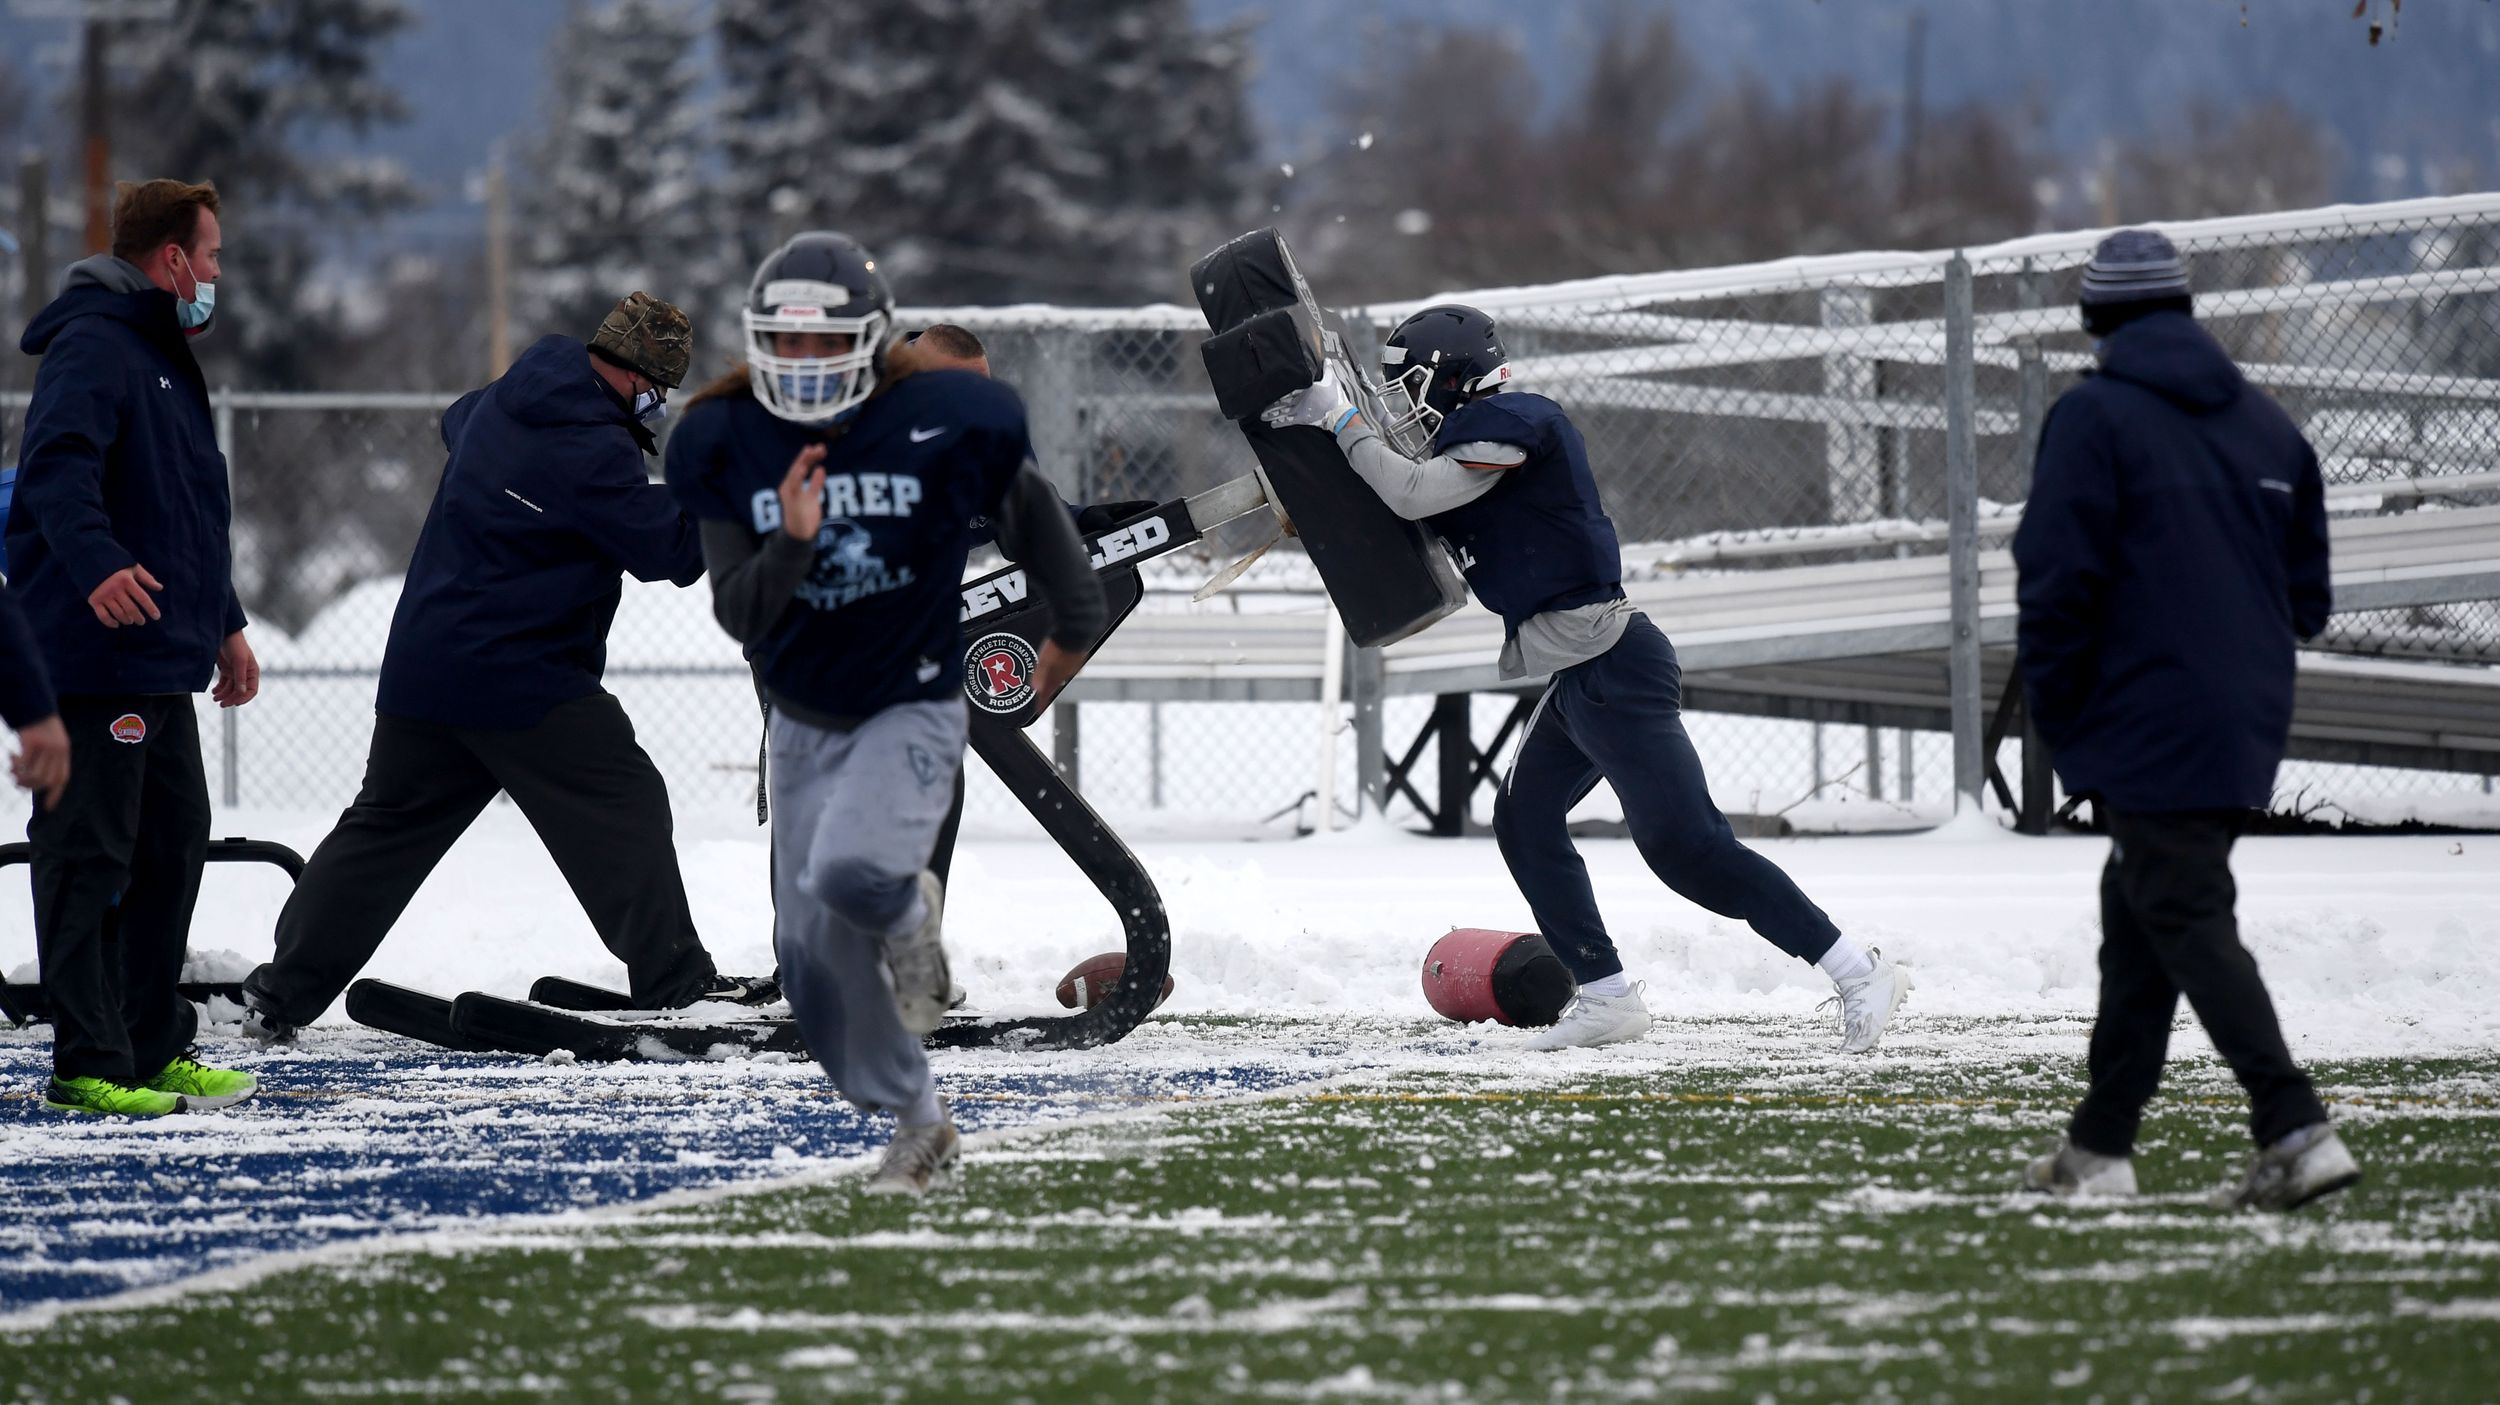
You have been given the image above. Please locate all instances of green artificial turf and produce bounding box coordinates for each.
[8,1022,2494,1403]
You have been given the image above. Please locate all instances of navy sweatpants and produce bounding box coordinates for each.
[1492,614,1841,982]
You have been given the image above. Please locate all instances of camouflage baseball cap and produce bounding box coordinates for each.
[589,291,692,389]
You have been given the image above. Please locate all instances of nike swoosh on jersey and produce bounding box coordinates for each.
[909,426,945,443]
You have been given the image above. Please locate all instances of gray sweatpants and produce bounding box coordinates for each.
[767,698,967,1118]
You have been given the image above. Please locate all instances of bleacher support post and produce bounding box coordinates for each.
[1351,644,1386,819]
[1943,251,1985,815]
[1433,694,1472,837]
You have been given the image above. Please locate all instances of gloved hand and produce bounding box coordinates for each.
[1260,364,1357,433]
[1074,499,1162,533]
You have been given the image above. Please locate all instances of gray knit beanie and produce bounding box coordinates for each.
[2079,229,2191,306]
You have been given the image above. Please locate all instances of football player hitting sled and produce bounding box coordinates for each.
[1263,305,1910,1053]
[666,233,1105,1194]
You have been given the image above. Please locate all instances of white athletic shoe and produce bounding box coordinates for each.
[882,870,954,1037]
[1829,948,1910,1054]
[2214,1122,2361,1212]
[1524,983,1655,1052]
[864,1110,962,1197]
[2021,1137,2139,1199]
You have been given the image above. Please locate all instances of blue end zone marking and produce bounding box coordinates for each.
[0,1036,1316,1313]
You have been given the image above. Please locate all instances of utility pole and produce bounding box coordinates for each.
[1899,9,1926,210]
[79,13,109,252]
[18,152,47,326]
[485,146,512,377]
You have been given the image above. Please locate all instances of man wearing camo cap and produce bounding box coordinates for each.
[243,293,766,1040]
[2013,230,2358,1212]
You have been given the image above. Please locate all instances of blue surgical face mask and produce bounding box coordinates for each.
[173,248,215,331]
[633,387,667,426]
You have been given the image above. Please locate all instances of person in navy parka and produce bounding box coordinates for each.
[2014,229,2359,1212]
[9,178,260,1116]
[242,294,754,1039]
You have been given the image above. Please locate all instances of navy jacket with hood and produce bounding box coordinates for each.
[375,335,703,730]
[7,255,245,695]
[2012,311,2332,813]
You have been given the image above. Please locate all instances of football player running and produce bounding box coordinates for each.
[1264,306,1910,1053]
[667,233,1105,1193]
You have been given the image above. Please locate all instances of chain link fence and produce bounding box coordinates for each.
[5,194,2496,835]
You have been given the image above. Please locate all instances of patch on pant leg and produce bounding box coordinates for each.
[109,714,147,744]
[907,743,941,789]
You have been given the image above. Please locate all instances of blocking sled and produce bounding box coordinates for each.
[0,838,303,1027]
[343,483,1273,1061]
[1192,227,1467,649]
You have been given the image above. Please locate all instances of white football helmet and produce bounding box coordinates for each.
[743,231,894,424]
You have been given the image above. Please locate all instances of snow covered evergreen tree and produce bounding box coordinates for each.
[97,0,415,631]
[711,0,1255,306]
[104,0,414,389]
[515,0,708,348]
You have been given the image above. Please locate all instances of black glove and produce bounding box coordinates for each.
[1074,499,1161,534]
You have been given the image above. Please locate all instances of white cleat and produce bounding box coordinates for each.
[882,870,954,1037]
[864,1111,962,1197]
[1524,983,1655,1052]
[2022,1137,2139,1199]
[1831,948,1910,1054]
[2215,1123,2361,1212]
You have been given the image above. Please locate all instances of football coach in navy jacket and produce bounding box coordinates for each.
[242,294,741,1038]
[10,178,262,1116]
[2014,230,2357,1213]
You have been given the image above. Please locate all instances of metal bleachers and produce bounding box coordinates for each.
[1066,503,2500,783]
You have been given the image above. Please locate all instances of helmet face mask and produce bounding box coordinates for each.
[742,235,895,425]
[1378,304,1511,456]
[1375,354,1446,458]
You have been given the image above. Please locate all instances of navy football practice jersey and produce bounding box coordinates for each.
[665,370,1027,718]
[1424,392,1625,634]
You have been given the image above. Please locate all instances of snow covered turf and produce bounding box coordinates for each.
[0,822,2492,1398]
[1,1025,2493,1402]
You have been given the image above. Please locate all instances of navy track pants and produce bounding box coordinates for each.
[1492,614,1842,982]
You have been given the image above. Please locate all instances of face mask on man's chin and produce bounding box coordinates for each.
[633,387,669,427]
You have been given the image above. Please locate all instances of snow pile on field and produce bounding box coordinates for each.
[4,809,2488,1060]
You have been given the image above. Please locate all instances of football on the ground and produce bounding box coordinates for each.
[1055,953,1176,1011]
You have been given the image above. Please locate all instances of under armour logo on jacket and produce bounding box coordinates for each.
[158,377,170,389]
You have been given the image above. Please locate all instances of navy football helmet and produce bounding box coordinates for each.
[744,231,895,424]
[1379,303,1513,450]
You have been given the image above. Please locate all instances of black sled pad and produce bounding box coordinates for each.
[1191,228,1466,648]
[451,992,807,1062]
[346,980,488,1053]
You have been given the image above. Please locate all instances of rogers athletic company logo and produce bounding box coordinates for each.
[963,632,1040,714]
[109,713,147,744]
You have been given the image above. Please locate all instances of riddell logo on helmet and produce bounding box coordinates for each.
[109,713,147,744]
[962,632,1039,715]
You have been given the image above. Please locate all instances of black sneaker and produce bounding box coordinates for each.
[698,973,782,1007]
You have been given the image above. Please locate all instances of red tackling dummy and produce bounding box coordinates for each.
[1421,929,1576,1027]
[1055,953,1177,1012]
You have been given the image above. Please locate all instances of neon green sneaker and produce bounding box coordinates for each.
[143,1051,258,1110]
[44,1075,184,1117]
